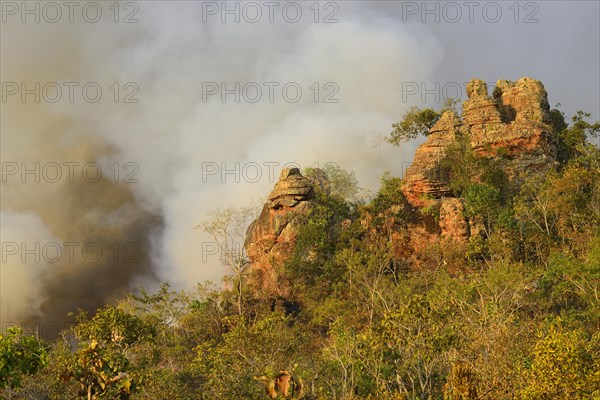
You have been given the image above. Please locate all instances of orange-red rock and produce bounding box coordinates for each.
[244,168,318,297]
[403,77,557,205]
[402,110,460,207]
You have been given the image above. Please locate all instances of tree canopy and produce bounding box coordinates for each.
[2,111,599,400]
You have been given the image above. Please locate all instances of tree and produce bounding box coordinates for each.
[368,172,407,214]
[195,206,258,316]
[388,107,441,145]
[387,98,462,146]
[463,183,501,236]
[557,111,600,164]
[443,362,478,400]
[62,306,156,400]
[304,164,362,203]
[194,313,306,399]
[115,283,219,400]
[519,319,599,399]
[0,327,48,399]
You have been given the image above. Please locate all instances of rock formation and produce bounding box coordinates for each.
[401,77,558,245]
[245,77,559,289]
[245,168,321,297]
[402,110,460,208]
[403,77,557,209]
[490,78,557,172]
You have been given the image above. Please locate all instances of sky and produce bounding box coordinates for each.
[1,0,599,330]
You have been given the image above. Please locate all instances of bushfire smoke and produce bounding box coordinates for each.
[2,1,598,331]
[1,2,441,329]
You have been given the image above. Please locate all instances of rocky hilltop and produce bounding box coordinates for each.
[245,77,560,296]
[403,77,557,207]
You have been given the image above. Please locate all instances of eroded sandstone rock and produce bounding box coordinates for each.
[401,77,558,258]
[402,110,460,207]
[403,77,557,206]
[489,78,557,174]
[245,168,320,297]
[462,79,504,143]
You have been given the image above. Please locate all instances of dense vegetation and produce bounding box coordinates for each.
[2,110,599,400]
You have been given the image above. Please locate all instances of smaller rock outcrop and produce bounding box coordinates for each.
[245,168,320,297]
[402,110,460,207]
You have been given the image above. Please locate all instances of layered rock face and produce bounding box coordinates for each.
[462,78,504,143]
[402,77,558,244]
[245,168,320,297]
[402,110,460,208]
[403,77,557,206]
[470,78,557,173]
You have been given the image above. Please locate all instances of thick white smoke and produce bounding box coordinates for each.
[0,212,58,324]
[1,1,443,324]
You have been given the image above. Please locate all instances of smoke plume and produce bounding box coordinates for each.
[7,1,551,329]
